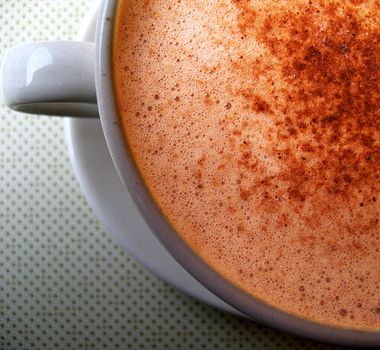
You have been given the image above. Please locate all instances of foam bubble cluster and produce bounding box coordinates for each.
[113,0,380,330]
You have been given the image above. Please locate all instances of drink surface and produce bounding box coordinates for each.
[113,0,380,330]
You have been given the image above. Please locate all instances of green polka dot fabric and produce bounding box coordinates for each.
[0,1,352,349]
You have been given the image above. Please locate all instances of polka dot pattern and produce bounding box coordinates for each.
[0,1,351,349]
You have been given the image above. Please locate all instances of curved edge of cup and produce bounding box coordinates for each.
[95,0,380,347]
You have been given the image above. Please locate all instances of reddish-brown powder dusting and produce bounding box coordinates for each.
[113,0,380,330]
[232,0,380,208]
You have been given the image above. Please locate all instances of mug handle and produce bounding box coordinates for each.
[0,41,98,118]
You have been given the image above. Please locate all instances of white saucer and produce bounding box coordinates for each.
[64,1,239,316]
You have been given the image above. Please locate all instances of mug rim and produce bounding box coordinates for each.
[95,0,380,346]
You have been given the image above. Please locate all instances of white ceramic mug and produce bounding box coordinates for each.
[1,1,379,346]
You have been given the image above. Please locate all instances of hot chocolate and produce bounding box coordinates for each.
[113,0,380,330]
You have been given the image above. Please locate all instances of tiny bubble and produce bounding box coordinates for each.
[339,309,347,317]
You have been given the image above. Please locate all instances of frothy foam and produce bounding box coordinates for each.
[113,0,380,330]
